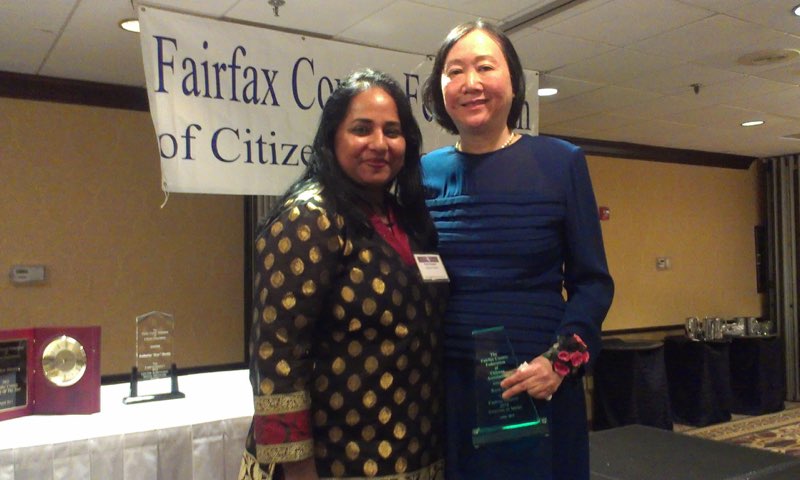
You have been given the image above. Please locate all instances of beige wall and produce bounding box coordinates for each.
[588,155,763,331]
[0,98,244,375]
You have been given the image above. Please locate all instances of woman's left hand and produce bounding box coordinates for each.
[499,355,563,401]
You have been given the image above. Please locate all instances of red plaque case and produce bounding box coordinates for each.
[0,328,35,421]
[0,326,100,421]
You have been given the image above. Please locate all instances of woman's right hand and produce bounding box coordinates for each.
[499,355,563,401]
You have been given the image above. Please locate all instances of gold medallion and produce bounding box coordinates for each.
[41,335,87,387]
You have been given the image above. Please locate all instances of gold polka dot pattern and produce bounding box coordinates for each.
[341,286,355,303]
[263,253,274,270]
[290,258,304,276]
[296,225,311,241]
[350,267,364,284]
[363,459,378,477]
[269,271,284,289]
[301,280,316,296]
[248,186,448,478]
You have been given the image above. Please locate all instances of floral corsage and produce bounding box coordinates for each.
[542,334,590,377]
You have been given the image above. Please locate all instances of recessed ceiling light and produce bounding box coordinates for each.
[741,120,765,127]
[119,19,140,33]
[538,87,558,97]
[793,4,800,16]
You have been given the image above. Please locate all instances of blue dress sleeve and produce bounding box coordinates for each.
[558,145,614,367]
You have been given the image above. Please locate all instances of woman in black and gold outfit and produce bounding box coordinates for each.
[240,69,447,480]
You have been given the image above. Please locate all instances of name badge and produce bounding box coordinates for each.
[413,253,450,283]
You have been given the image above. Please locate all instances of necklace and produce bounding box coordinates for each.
[455,132,517,152]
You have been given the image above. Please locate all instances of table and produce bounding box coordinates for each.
[592,339,672,431]
[664,336,732,426]
[0,370,253,480]
[729,335,785,415]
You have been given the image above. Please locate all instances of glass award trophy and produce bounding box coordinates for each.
[124,311,184,404]
[472,326,548,447]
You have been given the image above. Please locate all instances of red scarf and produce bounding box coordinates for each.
[368,206,415,266]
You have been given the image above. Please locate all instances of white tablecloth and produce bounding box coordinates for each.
[0,369,254,480]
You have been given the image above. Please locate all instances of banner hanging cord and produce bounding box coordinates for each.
[160,180,170,209]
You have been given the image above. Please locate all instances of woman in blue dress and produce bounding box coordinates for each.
[421,21,614,480]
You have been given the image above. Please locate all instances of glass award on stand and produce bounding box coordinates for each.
[472,326,548,447]
[123,311,184,404]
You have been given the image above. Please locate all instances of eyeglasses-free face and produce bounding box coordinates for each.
[334,87,406,201]
[441,29,514,138]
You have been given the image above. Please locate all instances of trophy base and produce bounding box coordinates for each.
[123,363,185,405]
[123,391,186,405]
[472,418,549,448]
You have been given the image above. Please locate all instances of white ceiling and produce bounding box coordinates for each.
[2,0,800,159]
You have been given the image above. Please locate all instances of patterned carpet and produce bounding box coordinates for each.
[682,405,800,456]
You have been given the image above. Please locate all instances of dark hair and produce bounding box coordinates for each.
[422,20,526,135]
[274,68,437,248]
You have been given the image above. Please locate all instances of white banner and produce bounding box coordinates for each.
[139,6,538,195]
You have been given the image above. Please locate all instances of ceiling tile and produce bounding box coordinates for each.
[519,0,613,30]
[0,0,78,29]
[510,29,617,72]
[598,118,714,149]
[540,85,661,123]
[618,62,743,95]
[610,94,718,120]
[632,14,784,62]
[538,74,604,101]
[657,104,794,129]
[725,86,800,119]
[410,0,541,20]
[670,75,796,105]
[677,0,761,14]
[543,112,641,134]
[544,0,712,47]
[39,0,145,86]
[699,120,800,157]
[0,28,58,74]
[143,0,240,17]
[551,47,683,84]
[724,0,800,35]
[0,0,78,74]
[691,32,800,75]
[335,1,478,54]
[752,63,800,86]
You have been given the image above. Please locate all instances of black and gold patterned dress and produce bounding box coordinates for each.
[241,184,448,480]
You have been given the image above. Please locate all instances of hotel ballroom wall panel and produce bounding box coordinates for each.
[588,155,763,330]
[0,98,244,375]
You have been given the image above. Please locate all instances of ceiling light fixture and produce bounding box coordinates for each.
[538,87,558,97]
[737,48,799,66]
[793,4,800,16]
[119,18,140,33]
[741,120,765,127]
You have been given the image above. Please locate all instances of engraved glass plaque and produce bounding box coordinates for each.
[124,311,184,404]
[472,326,548,447]
[0,339,28,414]
[136,311,174,380]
